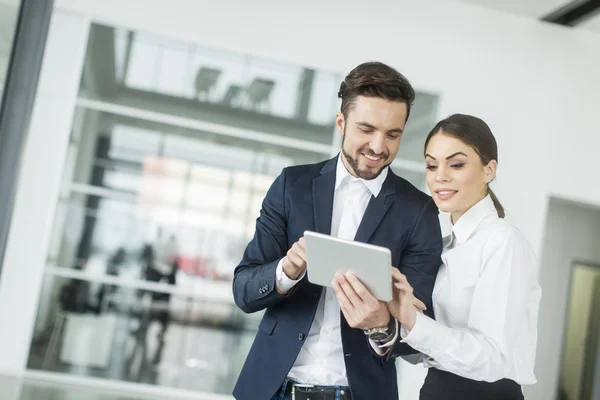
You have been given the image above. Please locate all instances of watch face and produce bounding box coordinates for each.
[369,332,388,341]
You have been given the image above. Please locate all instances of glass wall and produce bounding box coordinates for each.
[0,0,22,108]
[27,23,438,396]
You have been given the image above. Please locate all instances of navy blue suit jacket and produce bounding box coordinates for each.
[232,157,442,400]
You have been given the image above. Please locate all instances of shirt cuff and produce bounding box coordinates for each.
[400,324,411,339]
[400,311,452,356]
[275,257,305,294]
[369,319,399,355]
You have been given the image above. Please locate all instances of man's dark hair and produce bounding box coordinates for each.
[338,61,416,121]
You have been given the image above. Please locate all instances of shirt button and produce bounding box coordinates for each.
[298,333,305,341]
[312,292,318,300]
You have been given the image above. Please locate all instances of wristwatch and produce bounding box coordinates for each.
[363,318,396,342]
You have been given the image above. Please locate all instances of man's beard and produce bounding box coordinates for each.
[341,130,390,181]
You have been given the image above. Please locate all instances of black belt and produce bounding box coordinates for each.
[284,381,352,400]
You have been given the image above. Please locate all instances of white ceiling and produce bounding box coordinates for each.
[452,0,600,33]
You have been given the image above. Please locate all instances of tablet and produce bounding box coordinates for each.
[304,230,392,302]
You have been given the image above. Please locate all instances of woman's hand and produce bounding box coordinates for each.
[386,268,425,331]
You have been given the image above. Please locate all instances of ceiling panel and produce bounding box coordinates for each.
[451,0,600,34]
[451,0,572,19]
[577,12,600,32]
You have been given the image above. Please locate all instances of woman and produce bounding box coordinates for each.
[388,114,542,400]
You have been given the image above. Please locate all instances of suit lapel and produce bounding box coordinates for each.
[312,157,337,235]
[354,172,396,243]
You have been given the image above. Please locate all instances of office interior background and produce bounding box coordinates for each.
[0,0,600,399]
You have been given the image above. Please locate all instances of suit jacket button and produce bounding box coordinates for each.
[312,293,318,300]
[298,333,305,341]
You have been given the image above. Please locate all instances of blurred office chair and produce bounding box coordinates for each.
[245,78,275,112]
[194,66,221,101]
[221,84,243,107]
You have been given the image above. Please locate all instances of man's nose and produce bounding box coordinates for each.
[369,133,385,155]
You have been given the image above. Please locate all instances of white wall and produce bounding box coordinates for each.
[2,0,600,398]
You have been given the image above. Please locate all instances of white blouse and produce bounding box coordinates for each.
[400,195,542,385]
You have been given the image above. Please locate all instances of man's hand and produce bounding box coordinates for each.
[386,269,425,331]
[332,272,390,330]
[282,237,306,280]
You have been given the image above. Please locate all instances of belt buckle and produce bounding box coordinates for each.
[291,383,314,400]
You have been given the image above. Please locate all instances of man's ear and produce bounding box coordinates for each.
[336,112,345,136]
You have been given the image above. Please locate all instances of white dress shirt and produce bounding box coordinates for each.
[400,195,542,384]
[275,155,389,385]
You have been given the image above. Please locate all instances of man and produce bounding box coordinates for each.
[232,61,443,400]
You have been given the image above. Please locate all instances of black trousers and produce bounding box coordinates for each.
[420,368,524,400]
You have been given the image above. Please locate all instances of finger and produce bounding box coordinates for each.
[336,273,362,307]
[394,282,413,294]
[292,241,306,258]
[334,280,357,315]
[391,268,408,280]
[345,272,378,307]
[331,278,343,297]
[294,245,307,264]
[392,271,409,286]
[394,282,413,293]
[390,279,400,300]
[391,268,403,280]
[297,237,306,250]
[333,271,346,286]
[339,302,357,328]
[413,297,427,311]
[391,273,410,291]
[332,278,355,309]
[286,251,305,269]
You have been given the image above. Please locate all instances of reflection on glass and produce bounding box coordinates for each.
[0,1,22,108]
[120,29,318,122]
[82,23,344,151]
[29,277,258,394]
[31,106,324,394]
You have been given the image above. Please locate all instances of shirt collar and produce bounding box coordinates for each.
[449,194,498,246]
[335,153,388,197]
